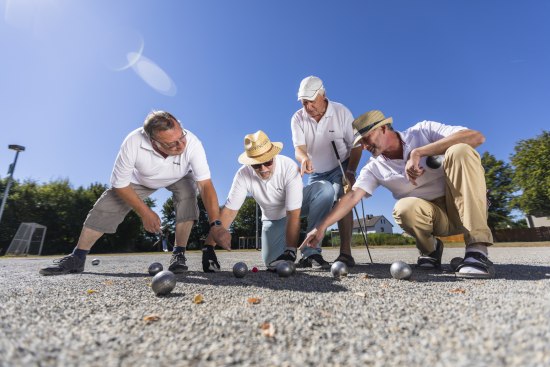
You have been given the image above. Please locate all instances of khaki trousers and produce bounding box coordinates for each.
[392,143,493,254]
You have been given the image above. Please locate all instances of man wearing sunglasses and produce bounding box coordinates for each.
[40,110,231,276]
[204,130,335,270]
[291,76,363,268]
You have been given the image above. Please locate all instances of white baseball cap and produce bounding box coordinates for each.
[297,76,324,101]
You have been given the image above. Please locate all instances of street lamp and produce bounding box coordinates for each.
[0,144,26,226]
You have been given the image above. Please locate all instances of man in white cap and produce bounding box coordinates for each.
[40,111,231,275]
[291,76,362,268]
[204,130,335,269]
[302,110,495,278]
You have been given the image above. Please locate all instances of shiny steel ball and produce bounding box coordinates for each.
[151,270,176,296]
[426,155,443,169]
[148,262,163,276]
[91,259,100,266]
[450,257,463,272]
[331,261,349,278]
[276,261,292,277]
[287,261,297,275]
[232,262,248,278]
[390,261,412,280]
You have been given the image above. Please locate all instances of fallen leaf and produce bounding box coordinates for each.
[450,288,466,294]
[143,314,160,323]
[363,274,369,279]
[260,322,275,337]
[86,289,98,294]
[193,294,204,304]
[247,297,261,304]
[104,280,114,286]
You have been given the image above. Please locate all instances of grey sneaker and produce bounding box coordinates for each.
[168,252,188,273]
[268,249,297,270]
[298,253,330,270]
[39,254,85,276]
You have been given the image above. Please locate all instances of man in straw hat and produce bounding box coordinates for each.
[291,76,363,268]
[301,110,495,278]
[204,130,335,269]
[40,110,231,275]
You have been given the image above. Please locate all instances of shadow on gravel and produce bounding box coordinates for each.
[83,272,150,278]
[173,270,349,293]
[492,264,550,281]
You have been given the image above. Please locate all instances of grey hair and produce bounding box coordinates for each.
[143,110,179,139]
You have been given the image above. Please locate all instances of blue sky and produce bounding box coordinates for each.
[1,0,549,231]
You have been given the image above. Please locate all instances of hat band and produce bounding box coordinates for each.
[356,118,386,136]
[247,143,275,159]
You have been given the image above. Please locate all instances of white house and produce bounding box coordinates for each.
[527,214,550,228]
[352,215,393,234]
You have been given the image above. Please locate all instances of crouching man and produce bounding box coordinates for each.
[205,131,335,270]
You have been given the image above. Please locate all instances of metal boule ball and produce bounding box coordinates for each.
[232,262,248,278]
[276,261,292,278]
[287,261,297,275]
[450,257,463,272]
[91,259,100,266]
[148,262,163,276]
[426,155,443,169]
[390,261,412,280]
[331,261,349,278]
[151,270,176,296]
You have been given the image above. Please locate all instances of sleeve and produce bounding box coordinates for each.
[291,111,306,147]
[352,161,379,196]
[224,169,249,211]
[421,121,468,142]
[284,162,303,211]
[110,136,137,188]
[187,137,211,181]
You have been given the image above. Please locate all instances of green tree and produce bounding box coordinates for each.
[510,131,550,216]
[481,152,516,230]
[231,197,261,246]
[0,178,157,255]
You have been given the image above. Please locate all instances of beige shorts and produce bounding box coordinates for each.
[83,174,199,233]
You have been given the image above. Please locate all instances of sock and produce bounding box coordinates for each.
[173,246,186,254]
[72,248,89,261]
[465,244,488,256]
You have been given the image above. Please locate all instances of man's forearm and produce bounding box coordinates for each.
[198,180,221,222]
[317,189,365,231]
[114,186,149,215]
[285,209,301,248]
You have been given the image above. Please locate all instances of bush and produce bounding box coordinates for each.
[325,232,415,247]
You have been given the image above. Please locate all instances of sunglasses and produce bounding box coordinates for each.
[251,159,274,169]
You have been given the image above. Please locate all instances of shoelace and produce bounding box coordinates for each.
[171,253,186,263]
[52,255,81,268]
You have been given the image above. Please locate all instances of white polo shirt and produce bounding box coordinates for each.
[291,100,355,173]
[224,155,303,221]
[353,121,467,200]
[110,127,211,189]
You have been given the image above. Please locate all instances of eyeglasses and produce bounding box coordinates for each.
[152,129,187,150]
[251,159,274,169]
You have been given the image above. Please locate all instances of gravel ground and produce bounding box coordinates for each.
[1,245,550,367]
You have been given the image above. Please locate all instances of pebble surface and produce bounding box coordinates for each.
[1,246,549,366]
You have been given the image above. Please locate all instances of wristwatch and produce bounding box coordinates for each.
[210,220,222,227]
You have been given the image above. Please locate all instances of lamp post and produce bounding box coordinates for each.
[0,145,26,226]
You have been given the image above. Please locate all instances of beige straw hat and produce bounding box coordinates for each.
[238,130,283,165]
[352,110,393,146]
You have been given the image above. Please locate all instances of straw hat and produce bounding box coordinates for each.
[352,110,393,146]
[238,130,283,165]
